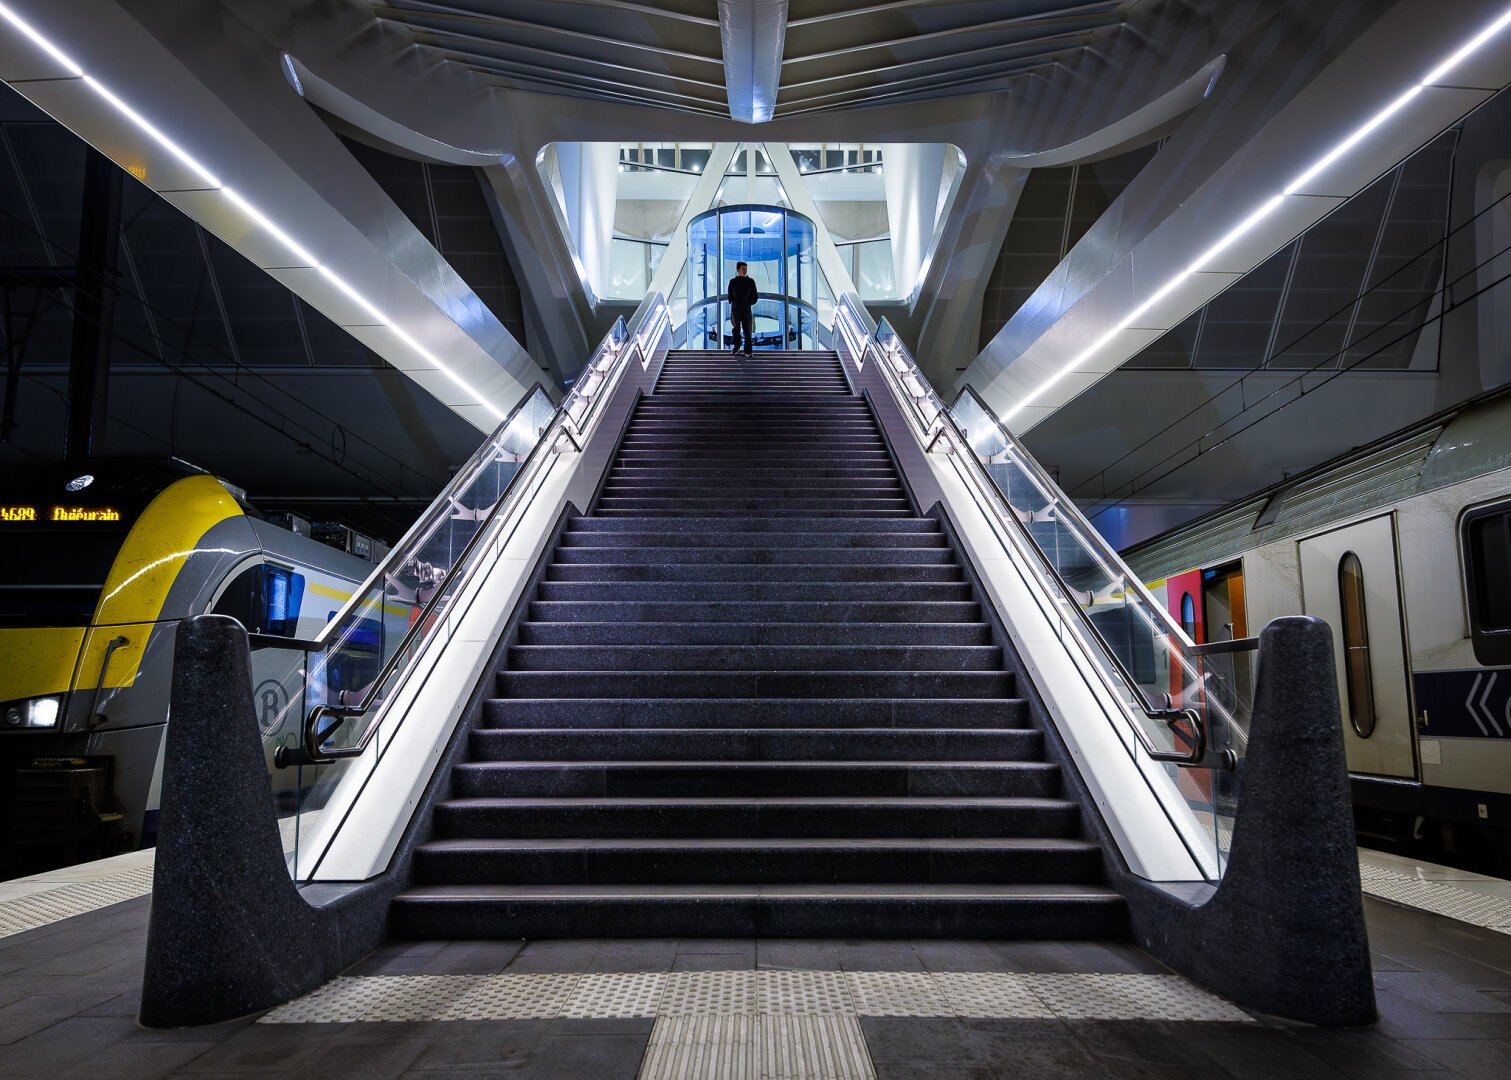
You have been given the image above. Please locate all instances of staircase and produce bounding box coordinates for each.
[392,350,1126,938]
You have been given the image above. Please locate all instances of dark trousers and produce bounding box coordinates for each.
[730,309,753,352]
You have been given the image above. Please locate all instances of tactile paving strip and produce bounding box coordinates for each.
[439,973,582,1019]
[933,971,1055,1018]
[261,969,1253,1025]
[661,970,760,1015]
[758,1015,874,1080]
[757,970,852,1015]
[639,1014,875,1080]
[262,975,490,1023]
[0,864,155,938]
[842,972,952,1017]
[1360,861,1511,934]
[565,972,668,1018]
[1025,973,1251,1021]
[639,1015,757,1080]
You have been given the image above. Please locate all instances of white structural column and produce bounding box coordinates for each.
[554,142,621,302]
[765,142,864,304]
[882,143,948,303]
[719,0,789,124]
[646,143,741,304]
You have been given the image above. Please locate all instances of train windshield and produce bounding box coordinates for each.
[0,461,207,627]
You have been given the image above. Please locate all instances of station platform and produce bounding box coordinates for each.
[1,850,1507,1079]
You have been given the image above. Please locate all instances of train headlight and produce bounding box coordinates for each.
[1,696,62,729]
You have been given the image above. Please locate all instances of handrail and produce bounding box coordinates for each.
[299,379,559,650]
[275,297,666,768]
[835,295,1229,769]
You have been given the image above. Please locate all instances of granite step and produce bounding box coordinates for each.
[480,697,1027,729]
[450,760,1062,799]
[432,795,1077,840]
[469,727,1040,762]
[411,837,1101,886]
[504,644,1002,672]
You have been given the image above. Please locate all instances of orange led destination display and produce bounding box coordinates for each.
[1,505,121,523]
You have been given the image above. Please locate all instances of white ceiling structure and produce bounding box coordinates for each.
[2,0,1509,542]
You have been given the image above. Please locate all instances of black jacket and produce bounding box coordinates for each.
[727,275,759,313]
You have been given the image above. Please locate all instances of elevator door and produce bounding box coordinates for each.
[1298,514,1415,779]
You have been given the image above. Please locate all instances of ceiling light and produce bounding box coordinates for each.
[1001,6,1511,422]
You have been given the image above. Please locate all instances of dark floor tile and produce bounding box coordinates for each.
[862,1016,982,1065]
[1373,990,1480,1040]
[1287,1027,1449,1077]
[10,948,135,978]
[910,940,1008,972]
[547,1016,656,1037]
[836,942,923,972]
[405,1019,552,1071]
[373,941,448,958]
[0,990,120,1044]
[502,941,602,973]
[79,989,143,1017]
[294,1030,433,1080]
[1177,1026,1348,1080]
[1399,1037,1511,1080]
[756,939,843,971]
[0,1014,140,1076]
[984,941,1095,973]
[1065,1019,1223,1068]
[56,1038,217,1080]
[674,938,757,955]
[172,1020,347,1073]
[1061,941,1167,974]
[343,953,432,976]
[668,953,754,971]
[1376,970,1511,1015]
[516,1032,647,1080]
[586,940,678,973]
[420,941,526,975]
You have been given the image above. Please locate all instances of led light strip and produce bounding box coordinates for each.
[0,2,505,420]
[1002,4,1511,422]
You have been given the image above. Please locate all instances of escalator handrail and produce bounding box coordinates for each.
[279,296,666,767]
[835,295,1222,769]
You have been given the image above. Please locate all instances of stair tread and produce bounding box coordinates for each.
[440,795,1076,808]
[417,836,1097,852]
[454,760,1055,769]
[396,883,1120,899]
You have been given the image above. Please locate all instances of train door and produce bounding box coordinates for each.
[1298,514,1416,779]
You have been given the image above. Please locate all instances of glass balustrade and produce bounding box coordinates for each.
[266,303,661,879]
[835,297,1249,876]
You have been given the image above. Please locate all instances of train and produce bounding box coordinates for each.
[0,460,389,873]
[1122,388,1511,869]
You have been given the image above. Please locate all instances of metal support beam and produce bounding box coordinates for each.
[65,146,121,460]
[719,1,789,124]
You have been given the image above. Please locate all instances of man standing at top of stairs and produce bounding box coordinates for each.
[728,261,758,356]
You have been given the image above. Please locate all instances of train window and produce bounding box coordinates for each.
[1179,593,1197,638]
[211,563,305,637]
[1338,551,1377,738]
[1462,502,1511,665]
[212,565,265,632]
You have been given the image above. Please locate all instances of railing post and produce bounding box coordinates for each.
[1135,616,1376,1025]
[142,616,323,1025]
